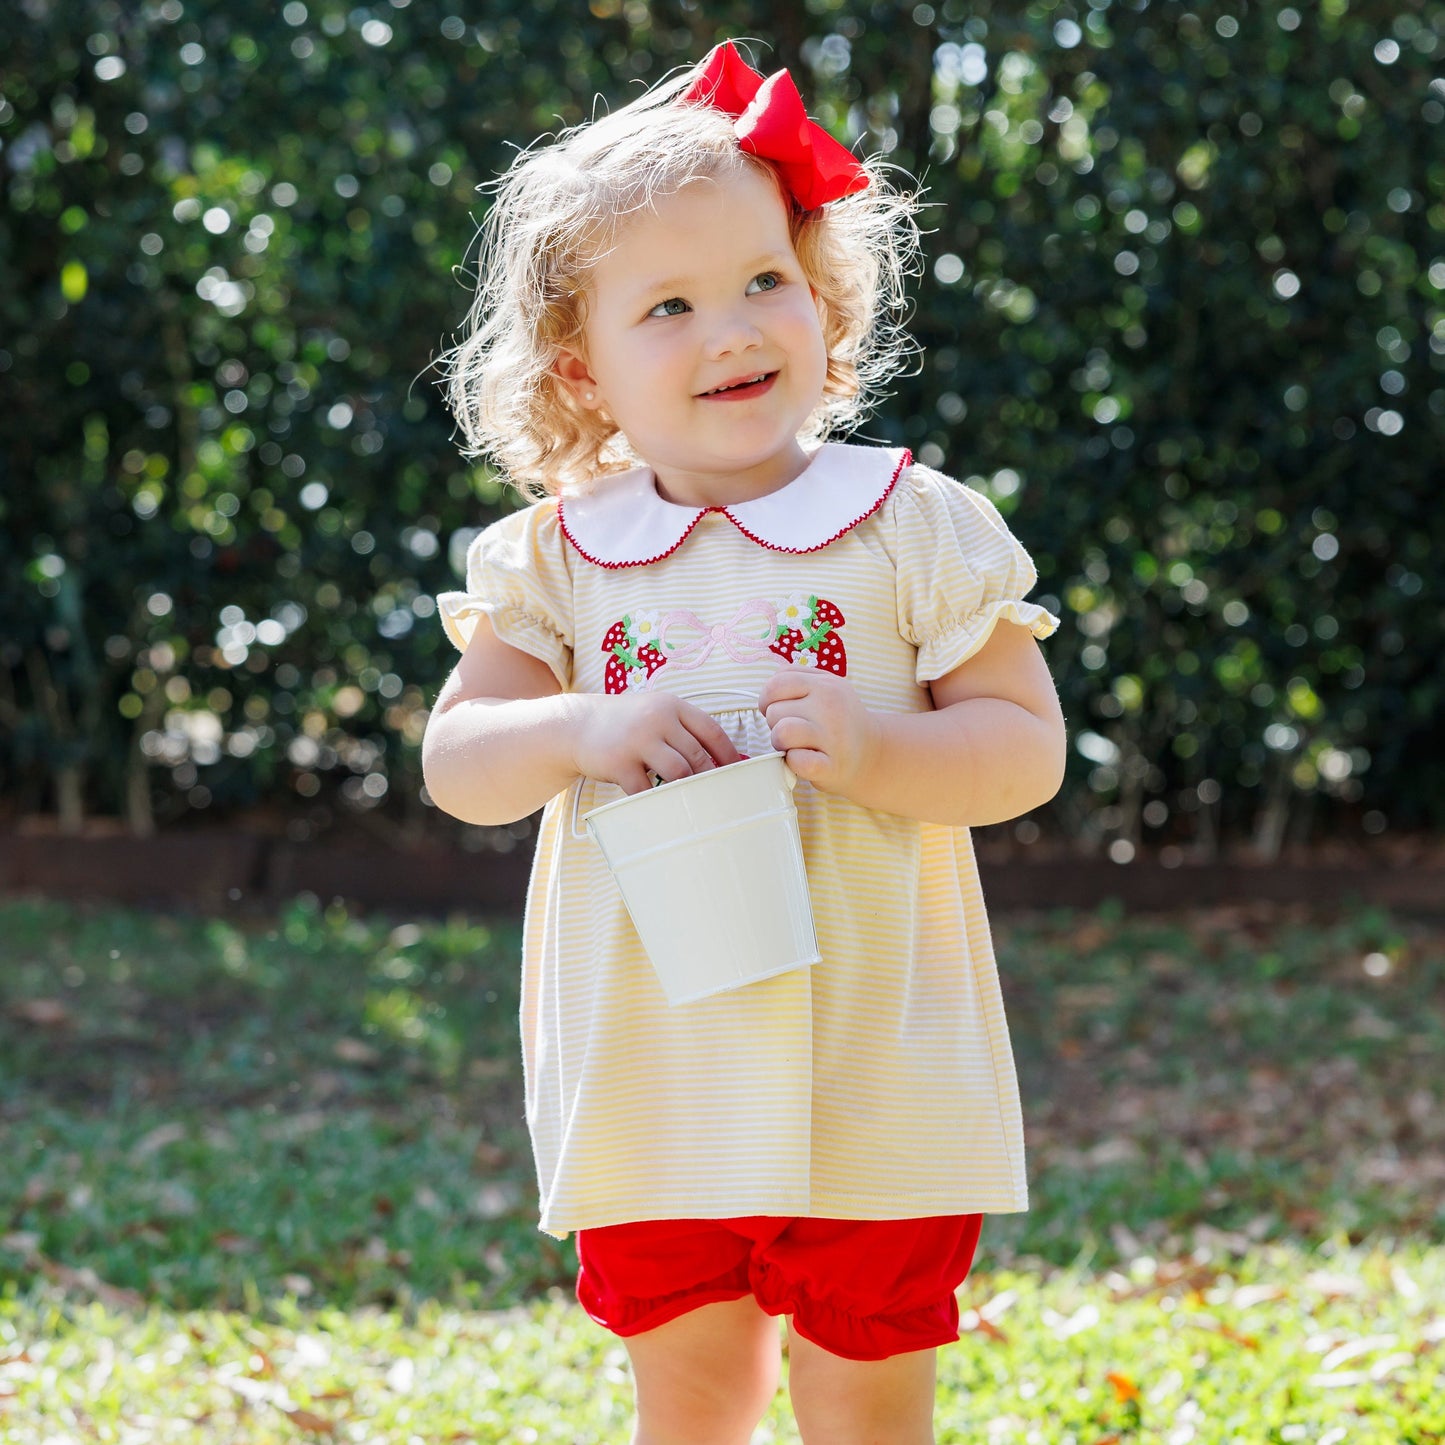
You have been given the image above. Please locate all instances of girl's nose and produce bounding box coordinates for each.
[704,307,763,358]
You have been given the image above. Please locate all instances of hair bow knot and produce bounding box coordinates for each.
[680,41,869,211]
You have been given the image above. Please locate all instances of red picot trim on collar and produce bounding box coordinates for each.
[556,501,709,571]
[725,447,909,557]
[557,448,912,571]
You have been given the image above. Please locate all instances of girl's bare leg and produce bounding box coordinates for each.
[623,1295,781,1445]
[786,1323,937,1445]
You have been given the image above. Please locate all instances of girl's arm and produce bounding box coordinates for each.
[758,620,1066,828]
[421,615,743,826]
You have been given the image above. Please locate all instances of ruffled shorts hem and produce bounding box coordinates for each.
[574,1214,980,1361]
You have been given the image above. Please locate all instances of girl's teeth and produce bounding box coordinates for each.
[710,375,766,394]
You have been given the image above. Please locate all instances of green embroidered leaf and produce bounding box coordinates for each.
[611,643,641,669]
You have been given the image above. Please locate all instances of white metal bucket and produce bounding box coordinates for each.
[578,707,820,1006]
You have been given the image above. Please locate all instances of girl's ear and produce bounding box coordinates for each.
[553,349,602,409]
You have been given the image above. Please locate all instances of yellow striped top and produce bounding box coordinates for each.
[436,443,1060,1236]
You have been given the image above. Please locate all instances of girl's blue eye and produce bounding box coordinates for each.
[648,297,689,318]
[746,272,781,294]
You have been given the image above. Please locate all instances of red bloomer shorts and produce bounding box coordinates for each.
[575,1214,984,1362]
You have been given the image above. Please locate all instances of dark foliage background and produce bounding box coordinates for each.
[2,0,1441,862]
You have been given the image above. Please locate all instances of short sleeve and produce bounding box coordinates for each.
[435,501,574,689]
[891,465,1060,685]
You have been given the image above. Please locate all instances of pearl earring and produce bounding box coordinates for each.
[584,391,595,402]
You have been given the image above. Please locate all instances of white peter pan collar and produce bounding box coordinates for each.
[557,442,913,570]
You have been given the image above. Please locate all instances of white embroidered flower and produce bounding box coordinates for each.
[629,609,661,645]
[793,647,818,668]
[624,665,650,690]
[777,592,811,628]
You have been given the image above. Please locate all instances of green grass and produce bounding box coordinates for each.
[1,894,1442,1440]
[2,1245,1441,1442]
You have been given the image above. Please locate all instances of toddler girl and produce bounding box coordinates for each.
[424,41,1066,1445]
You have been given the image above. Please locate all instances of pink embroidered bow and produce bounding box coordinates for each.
[656,601,779,669]
[680,41,870,211]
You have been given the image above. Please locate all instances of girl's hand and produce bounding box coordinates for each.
[570,690,745,795]
[758,669,881,797]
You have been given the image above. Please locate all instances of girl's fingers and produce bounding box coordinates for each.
[645,743,702,787]
[757,669,814,713]
[762,698,814,730]
[678,704,746,766]
[769,716,818,755]
[666,727,723,776]
[780,747,829,783]
[617,764,655,796]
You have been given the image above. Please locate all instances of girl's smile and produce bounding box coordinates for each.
[696,371,777,400]
[554,165,829,508]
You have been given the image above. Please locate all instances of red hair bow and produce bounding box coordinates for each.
[680,41,869,211]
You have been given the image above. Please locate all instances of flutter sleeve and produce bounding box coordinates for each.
[435,500,574,689]
[892,464,1061,685]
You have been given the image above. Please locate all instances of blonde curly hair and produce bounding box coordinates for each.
[436,53,923,500]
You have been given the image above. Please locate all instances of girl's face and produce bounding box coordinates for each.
[555,164,828,507]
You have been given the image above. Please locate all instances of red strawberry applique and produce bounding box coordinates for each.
[769,595,847,676]
[601,622,631,694]
[769,628,803,665]
[809,600,847,675]
[601,616,667,694]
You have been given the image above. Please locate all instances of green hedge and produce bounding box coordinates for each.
[2,0,1441,859]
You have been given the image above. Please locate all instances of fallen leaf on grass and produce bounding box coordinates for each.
[1231,1283,1285,1309]
[959,1284,1016,1341]
[1105,1258,1220,1302]
[468,1058,511,1080]
[333,1038,381,1065]
[957,1309,1008,1343]
[259,1110,329,1143]
[1308,1354,1416,1389]
[121,1221,169,1247]
[473,1139,509,1170]
[1045,1303,1101,1339]
[39,1258,145,1312]
[131,1122,187,1159]
[1106,1371,1140,1403]
[470,1182,522,1220]
[284,1406,339,1434]
[1319,1334,1400,1371]
[19,1176,60,1209]
[212,1231,258,1255]
[1068,920,1113,953]
[1188,1318,1260,1350]
[1304,1270,1368,1299]
[10,998,70,1027]
[1086,1137,1143,1166]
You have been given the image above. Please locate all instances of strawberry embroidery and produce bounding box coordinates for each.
[601,612,669,694]
[769,594,847,676]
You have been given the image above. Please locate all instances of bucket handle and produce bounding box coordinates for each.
[567,689,778,841]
